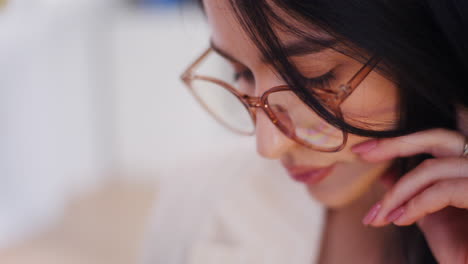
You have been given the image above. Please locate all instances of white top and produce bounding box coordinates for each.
[142,143,325,264]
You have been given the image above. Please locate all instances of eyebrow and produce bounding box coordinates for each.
[210,38,336,65]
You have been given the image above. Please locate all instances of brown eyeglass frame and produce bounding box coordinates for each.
[181,47,380,152]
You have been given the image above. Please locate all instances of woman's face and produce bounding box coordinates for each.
[203,0,399,208]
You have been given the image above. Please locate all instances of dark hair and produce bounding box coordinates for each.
[198,0,468,263]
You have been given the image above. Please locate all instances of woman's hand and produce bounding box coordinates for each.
[353,128,468,264]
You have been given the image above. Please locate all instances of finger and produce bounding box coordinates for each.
[390,179,468,226]
[352,129,465,162]
[367,157,468,227]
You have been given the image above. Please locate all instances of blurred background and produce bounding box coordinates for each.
[0,0,321,263]
[0,0,232,263]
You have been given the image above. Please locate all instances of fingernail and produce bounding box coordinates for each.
[386,206,405,223]
[352,140,378,153]
[362,202,382,226]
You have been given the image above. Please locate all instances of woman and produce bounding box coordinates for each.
[181,0,468,263]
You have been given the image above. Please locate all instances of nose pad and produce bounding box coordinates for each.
[271,105,295,133]
[255,110,296,159]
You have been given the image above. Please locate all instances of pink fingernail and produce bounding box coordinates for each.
[362,202,382,226]
[352,140,378,153]
[386,206,405,223]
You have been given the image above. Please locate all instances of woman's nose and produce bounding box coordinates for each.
[255,110,296,159]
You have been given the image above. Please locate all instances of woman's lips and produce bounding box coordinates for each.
[283,164,335,185]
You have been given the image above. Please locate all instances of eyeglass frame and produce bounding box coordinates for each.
[181,47,381,152]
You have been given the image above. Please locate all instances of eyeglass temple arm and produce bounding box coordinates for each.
[347,55,381,90]
[315,55,381,107]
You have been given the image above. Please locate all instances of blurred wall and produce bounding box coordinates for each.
[1,0,117,247]
[0,0,242,249]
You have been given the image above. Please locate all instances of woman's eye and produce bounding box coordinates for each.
[305,70,336,90]
[233,70,254,82]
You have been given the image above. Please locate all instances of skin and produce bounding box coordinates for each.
[202,1,468,263]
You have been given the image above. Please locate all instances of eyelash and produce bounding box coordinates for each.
[303,70,336,90]
[234,69,336,90]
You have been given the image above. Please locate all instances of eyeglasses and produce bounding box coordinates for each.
[181,47,380,152]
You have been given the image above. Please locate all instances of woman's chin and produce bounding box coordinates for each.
[306,186,362,209]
